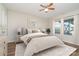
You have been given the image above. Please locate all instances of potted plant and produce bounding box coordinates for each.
[17,32,21,35]
[46,28,51,34]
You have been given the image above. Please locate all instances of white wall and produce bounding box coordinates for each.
[51,10,79,45]
[47,19,53,35]
[8,10,49,41]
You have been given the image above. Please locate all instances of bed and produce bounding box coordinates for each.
[20,32,76,56]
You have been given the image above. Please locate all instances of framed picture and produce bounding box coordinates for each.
[64,18,74,35]
[55,21,61,34]
[31,21,37,28]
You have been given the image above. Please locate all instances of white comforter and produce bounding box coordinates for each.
[20,33,76,56]
[24,36,65,56]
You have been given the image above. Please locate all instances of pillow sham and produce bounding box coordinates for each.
[24,36,64,56]
[32,29,41,33]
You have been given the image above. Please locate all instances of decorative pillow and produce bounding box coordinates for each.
[24,36,64,56]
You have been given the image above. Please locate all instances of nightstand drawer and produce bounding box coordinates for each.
[7,52,15,56]
[8,42,16,46]
[8,48,15,51]
[8,50,15,54]
[8,45,16,49]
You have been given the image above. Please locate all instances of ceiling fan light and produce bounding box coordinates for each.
[44,8,48,11]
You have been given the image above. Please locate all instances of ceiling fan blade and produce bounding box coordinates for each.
[47,3,53,7]
[48,8,55,10]
[40,4,47,8]
[40,9,45,11]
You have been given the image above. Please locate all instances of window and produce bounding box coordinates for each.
[64,18,74,35]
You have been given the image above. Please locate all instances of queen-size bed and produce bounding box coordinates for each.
[19,32,76,56]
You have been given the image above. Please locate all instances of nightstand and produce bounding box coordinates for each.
[7,42,16,56]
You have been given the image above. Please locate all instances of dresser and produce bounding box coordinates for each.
[0,36,16,56]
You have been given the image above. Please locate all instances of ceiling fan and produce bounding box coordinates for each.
[40,3,55,13]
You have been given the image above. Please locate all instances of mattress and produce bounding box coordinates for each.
[15,44,76,56]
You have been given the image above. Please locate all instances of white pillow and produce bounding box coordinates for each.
[24,36,64,56]
[20,33,48,45]
[32,29,41,33]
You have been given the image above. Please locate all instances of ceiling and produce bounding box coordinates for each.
[3,3,79,19]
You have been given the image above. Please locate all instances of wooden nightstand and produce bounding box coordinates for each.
[7,42,16,56]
